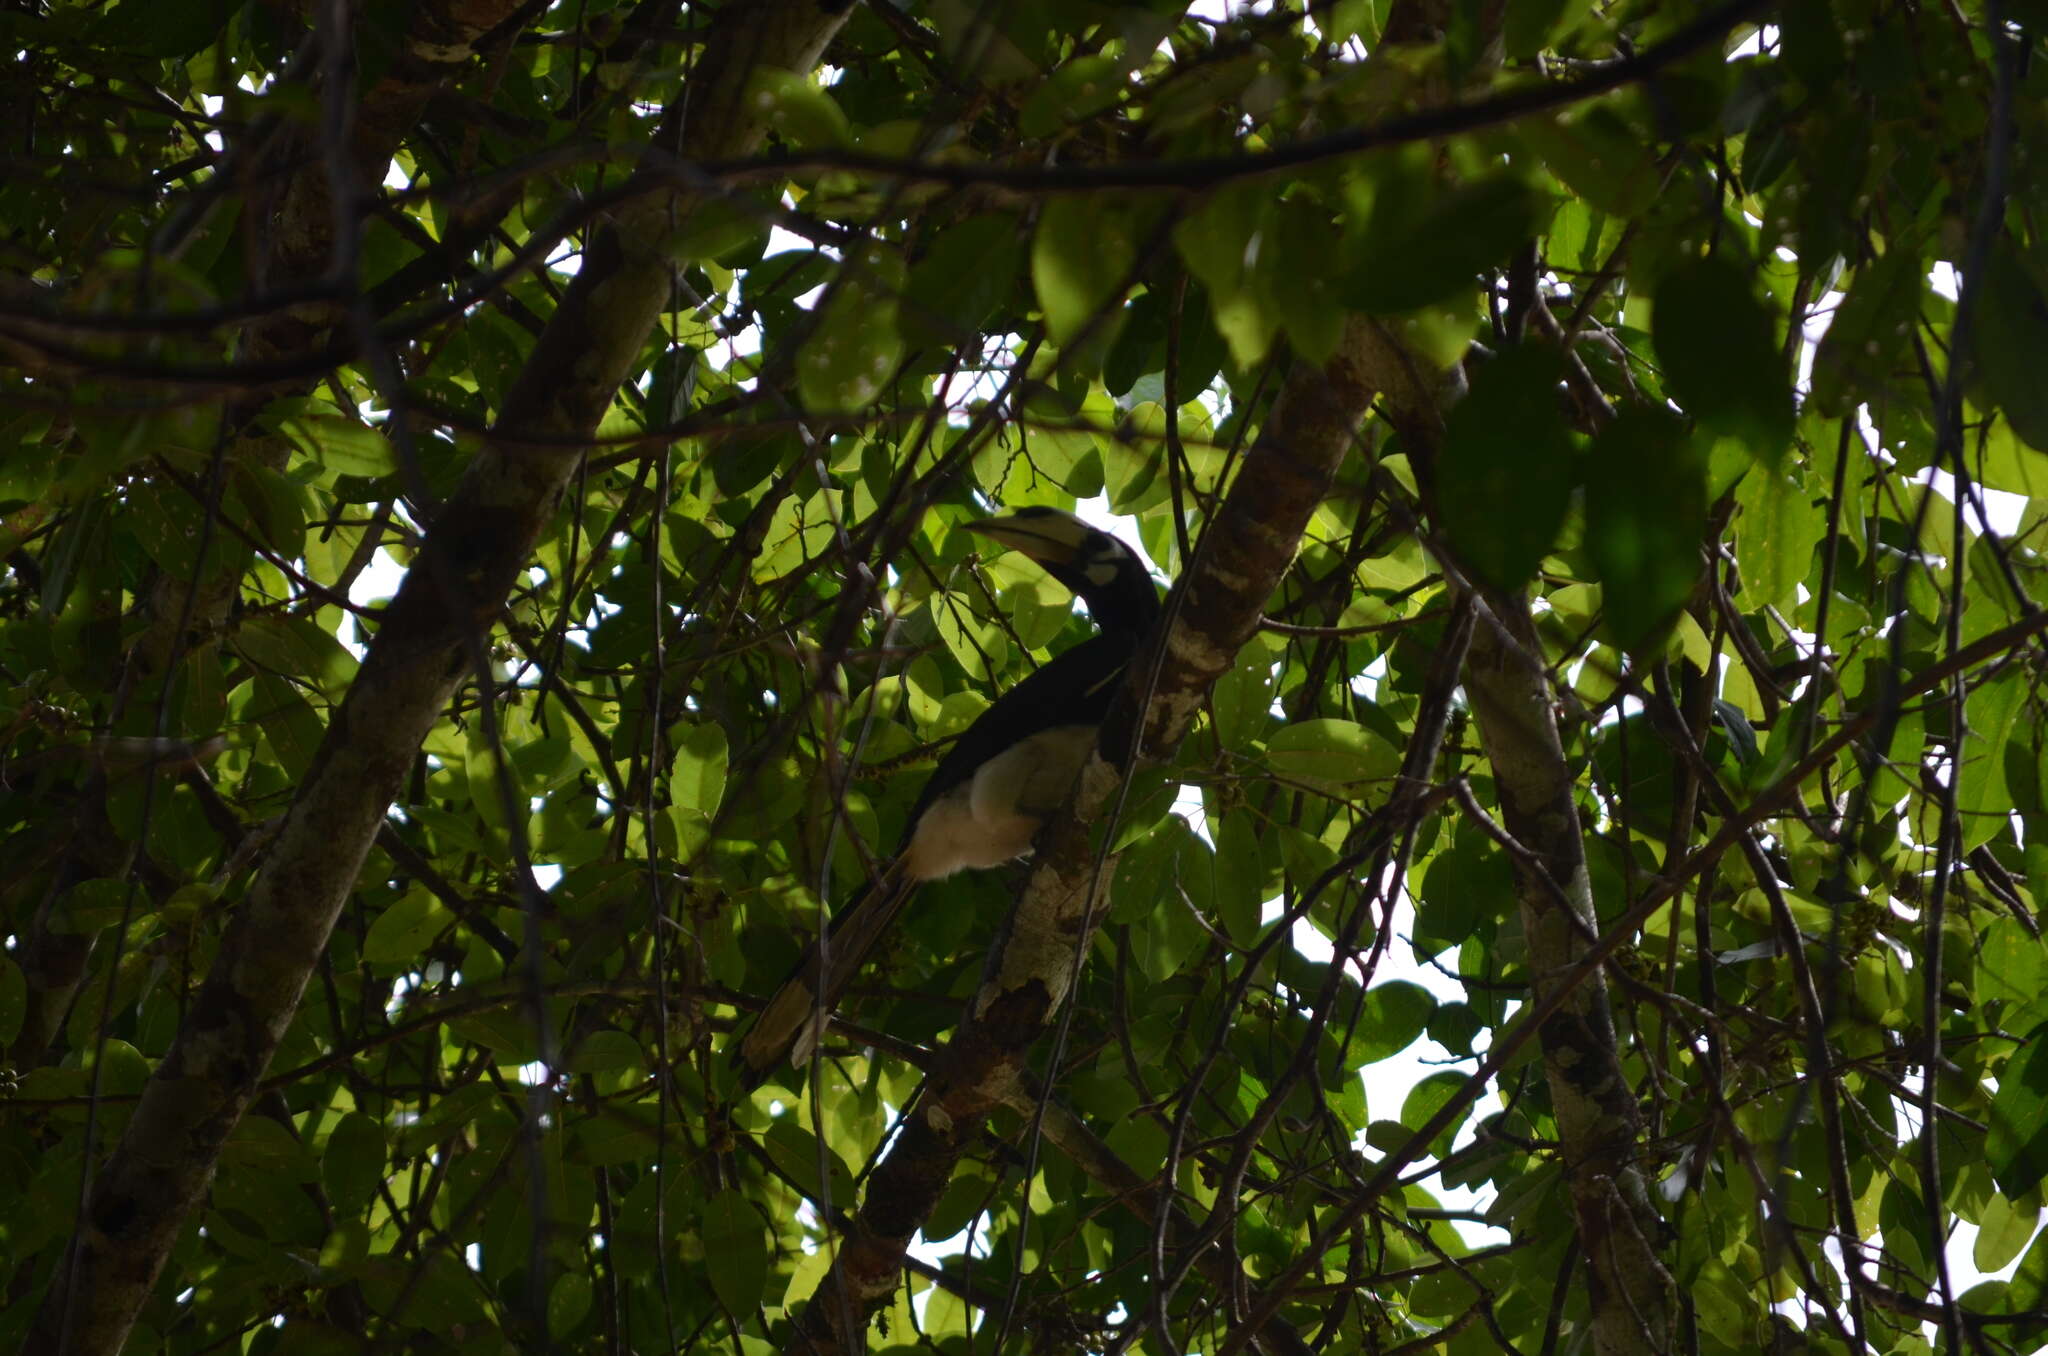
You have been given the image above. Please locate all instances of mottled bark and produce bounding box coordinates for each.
[1464,611,1676,1353]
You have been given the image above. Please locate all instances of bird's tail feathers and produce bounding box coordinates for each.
[733,862,916,1085]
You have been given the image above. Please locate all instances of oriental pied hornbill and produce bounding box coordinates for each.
[734,507,1160,1082]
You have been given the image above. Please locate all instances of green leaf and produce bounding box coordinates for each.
[548,1272,593,1340]
[393,1084,499,1158]
[1174,184,1262,297]
[1982,917,2048,1009]
[1129,819,1211,980]
[1213,811,1266,945]
[1354,981,1437,1064]
[362,887,454,967]
[906,214,1025,343]
[1267,718,1400,787]
[361,1251,486,1326]
[249,672,327,781]
[670,196,773,263]
[322,1113,387,1216]
[702,1187,770,1314]
[764,1120,857,1206]
[2007,1208,2048,1313]
[932,595,1005,683]
[1408,1263,1479,1317]
[566,1029,642,1073]
[262,398,399,478]
[1346,173,1545,313]
[447,1005,543,1063]
[1585,407,1707,654]
[573,1104,665,1166]
[1653,254,1794,463]
[1399,1070,1470,1157]
[1974,242,2048,451]
[39,494,109,617]
[223,1111,319,1180]
[230,462,308,558]
[123,481,211,579]
[1034,196,1138,342]
[1417,831,1512,955]
[1519,108,1660,214]
[88,1038,150,1097]
[1975,1191,2040,1274]
[465,726,518,832]
[743,68,849,148]
[1266,195,1346,361]
[96,0,241,57]
[1436,346,1578,594]
[1811,243,1923,416]
[1211,634,1282,750]
[230,616,357,694]
[1206,274,1282,368]
[798,244,906,411]
[1988,1023,2048,1198]
[1019,56,1124,137]
[1504,0,1591,57]
[0,954,24,1047]
[1958,670,2026,851]
[1734,463,1824,611]
[670,722,729,817]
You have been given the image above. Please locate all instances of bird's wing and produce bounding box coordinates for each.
[905,633,1131,825]
[734,594,1139,1083]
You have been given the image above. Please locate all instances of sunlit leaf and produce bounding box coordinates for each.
[1267,718,1400,787]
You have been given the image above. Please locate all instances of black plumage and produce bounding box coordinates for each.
[733,507,1159,1082]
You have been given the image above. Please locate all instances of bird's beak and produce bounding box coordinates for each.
[965,511,1089,567]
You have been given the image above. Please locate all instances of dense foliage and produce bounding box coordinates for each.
[4,0,2048,1353]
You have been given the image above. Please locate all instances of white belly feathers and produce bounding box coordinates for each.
[899,724,1099,881]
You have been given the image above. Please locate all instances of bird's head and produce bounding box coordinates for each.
[966,506,1160,633]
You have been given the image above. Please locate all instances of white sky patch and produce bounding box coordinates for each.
[198,94,227,154]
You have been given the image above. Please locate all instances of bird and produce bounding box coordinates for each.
[733,506,1161,1084]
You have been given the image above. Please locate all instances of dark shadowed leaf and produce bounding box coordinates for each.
[702,1187,771,1314]
[322,1113,387,1217]
[1586,407,1707,653]
[1346,174,1546,313]
[1974,242,2048,451]
[1653,254,1794,463]
[1436,346,1578,593]
[1355,982,1437,1064]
